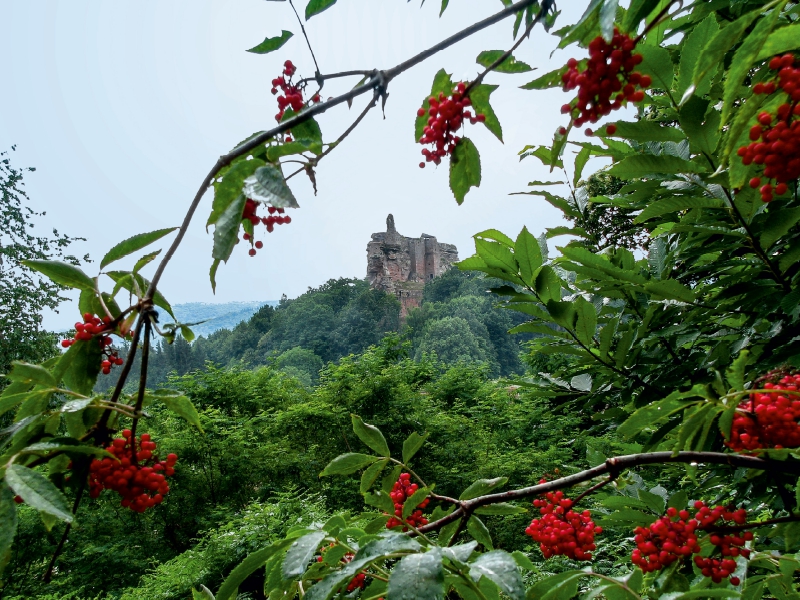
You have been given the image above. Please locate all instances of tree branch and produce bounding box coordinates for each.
[288,0,321,75]
[416,451,800,534]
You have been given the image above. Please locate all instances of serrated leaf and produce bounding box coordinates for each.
[192,585,215,600]
[387,549,445,600]
[212,194,246,263]
[351,415,390,457]
[459,477,508,500]
[609,121,685,142]
[622,0,660,32]
[147,390,203,432]
[469,84,503,142]
[450,138,481,205]
[402,432,428,464]
[282,530,327,580]
[520,67,567,90]
[476,50,533,73]
[360,458,389,493]
[608,155,705,178]
[756,23,800,61]
[5,464,72,523]
[573,296,597,347]
[637,44,674,91]
[216,539,292,600]
[722,1,787,125]
[243,165,299,209]
[100,228,176,270]
[305,0,337,19]
[515,227,542,287]
[6,362,56,388]
[598,0,618,41]
[677,15,719,98]
[320,453,378,477]
[0,484,18,576]
[208,159,265,227]
[467,516,493,549]
[469,551,525,600]
[474,503,527,516]
[403,486,432,520]
[247,30,293,54]
[22,260,94,291]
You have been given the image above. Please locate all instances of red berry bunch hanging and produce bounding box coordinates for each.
[727,371,800,451]
[241,199,293,256]
[88,430,177,513]
[61,313,125,375]
[385,472,429,530]
[631,507,700,572]
[693,502,751,585]
[738,54,800,202]
[417,82,485,168]
[524,482,602,561]
[561,29,650,133]
[270,59,321,129]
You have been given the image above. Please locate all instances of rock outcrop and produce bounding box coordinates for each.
[367,214,458,316]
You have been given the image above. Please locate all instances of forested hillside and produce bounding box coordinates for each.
[95,270,528,393]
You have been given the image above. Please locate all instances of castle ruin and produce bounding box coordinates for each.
[367,214,459,316]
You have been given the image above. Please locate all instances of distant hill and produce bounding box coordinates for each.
[156,301,278,338]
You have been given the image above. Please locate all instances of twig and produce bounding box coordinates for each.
[288,0,320,75]
[703,515,800,534]
[297,69,375,87]
[43,481,86,582]
[415,451,800,534]
[128,318,153,456]
[573,475,616,505]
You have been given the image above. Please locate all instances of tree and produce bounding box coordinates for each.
[0,148,87,379]
[3,1,800,599]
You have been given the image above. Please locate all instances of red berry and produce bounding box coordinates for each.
[606,124,617,135]
[249,248,256,257]
[255,241,264,249]
[749,177,761,188]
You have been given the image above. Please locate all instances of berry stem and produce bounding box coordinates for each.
[42,479,86,583]
[701,514,800,534]
[573,475,616,506]
[634,0,684,44]
[287,0,321,75]
[388,458,429,489]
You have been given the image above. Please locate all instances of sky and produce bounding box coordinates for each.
[0,0,593,331]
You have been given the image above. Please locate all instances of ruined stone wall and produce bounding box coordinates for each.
[366,214,459,316]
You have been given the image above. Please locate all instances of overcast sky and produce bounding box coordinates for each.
[0,0,595,331]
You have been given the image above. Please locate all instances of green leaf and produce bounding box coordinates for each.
[450,138,481,205]
[282,530,327,580]
[469,551,525,600]
[22,260,94,291]
[5,464,72,523]
[608,155,705,178]
[599,0,619,41]
[515,227,542,287]
[0,484,18,577]
[360,458,389,493]
[0,389,51,419]
[618,390,703,438]
[677,15,719,98]
[460,477,508,500]
[474,503,527,516]
[475,239,516,274]
[61,338,102,396]
[667,491,688,511]
[691,7,761,103]
[520,67,567,90]
[105,271,174,318]
[403,486,432,520]
[511,550,535,571]
[387,549,445,600]
[6,362,56,388]
[355,532,421,561]
[266,141,313,162]
[134,248,159,273]
[573,296,597,347]
[476,50,533,73]
[527,571,583,600]
[598,508,657,527]
[609,121,685,142]
[216,539,292,600]
[192,585,215,600]
[467,516,493,549]
[643,279,695,303]
[638,489,666,514]
[727,350,750,391]
[365,491,396,515]
[243,164,299,209]
[402,432,428,464]
[351,415,390,457]
[760,207,800,250]
[100,228,176,270]
[212,194,246,263]
[722,1,787,125]
[756,23,800,61]
[622,0,660,32]
[246,30,293,54]
[469,84,503,142]
[305,0,337,19]
[283,110,323,153]
[320,453,378,477]
[147,390,203,432]
[208,159,265,227]
[415,70,454,142]
[440,0,449,16]
[636,45,674,92]
[535,265,561,303]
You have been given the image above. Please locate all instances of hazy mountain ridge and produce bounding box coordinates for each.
[158,301,278,338]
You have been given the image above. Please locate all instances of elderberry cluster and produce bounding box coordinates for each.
[631,507,700,572]
[632,502,750,585]
[739,54,800,202]
[524,483,602,561]
[88,430,177,513]
[316,544,366,591]
[417,82,485,168]
[561,30,650,135]
[241,199,292,256]
[270,60,321,128]
[727,371,800,451]
[385,472,429,530]
[61,313,125,375]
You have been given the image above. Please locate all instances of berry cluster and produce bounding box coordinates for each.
[726,371,800,451]
[560,30,650,135]
[385,472,429,530]
[631,507,700,572]
[88,430,177,513]
[631,502,750,585]
[524,483,602,561]
[61,313,125,375]
[417,82,485,168]
[270,60,320,130]
[739,54,800,202]
[241,199,292,256]
[316,545,366,592]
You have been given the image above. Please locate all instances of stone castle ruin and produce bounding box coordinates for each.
[367,214,459,316]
